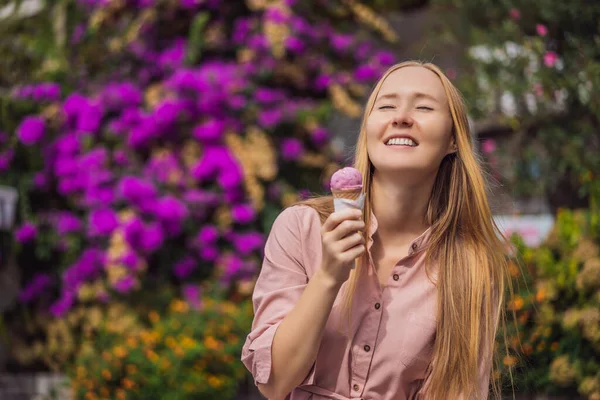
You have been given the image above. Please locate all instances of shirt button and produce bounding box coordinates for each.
[364,344,371,352]
[374,302,381,310]
[353,384,360,391]
[393,274,400,281]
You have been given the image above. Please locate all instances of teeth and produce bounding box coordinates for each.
[386,137,416,146]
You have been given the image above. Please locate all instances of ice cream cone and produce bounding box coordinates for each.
[331,188,363,201]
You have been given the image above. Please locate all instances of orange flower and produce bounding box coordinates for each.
[508,261,520,278]
[518,312,529,325]
[85,392,98,400]
[113,345,127,358]
[159,358,172,371]
[101,369,112,380]
[175,346,186,357]
[508,296,525,311]
[226,334,239,345]
[170,300,189,313]
[165,336,177,349]
[543,327,552,337]
[126,364,138,375]
[204,336,223,351]
[523,344,533,356]
[180,336,196,350]
[183,382,196,393]
[503,355,517,367]
[537,341,546,351]
[102,351,112,362]
[126,337,139,348]
[122,378,136,390]
[148,311,160,324]
[510,336,520,348]
[536,288,547,302]
[76,366,87,378]
[207,375,224,388]
[116,389,127,400]
[551,342,559,351]
[145,350,159,363]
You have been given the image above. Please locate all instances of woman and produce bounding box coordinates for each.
[241,61,510,399]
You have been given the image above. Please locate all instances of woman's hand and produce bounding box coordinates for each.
[318,208,366,286]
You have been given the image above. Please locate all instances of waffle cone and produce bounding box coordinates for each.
[331,189,362,201]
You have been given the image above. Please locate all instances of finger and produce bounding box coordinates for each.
[337,231,365,252]
[343,244,366,262]
[322,209,362,233]
[330,219,366,240]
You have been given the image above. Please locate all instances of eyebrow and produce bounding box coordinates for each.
[375,92,440,104]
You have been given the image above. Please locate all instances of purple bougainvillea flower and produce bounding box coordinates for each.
[182,284,203,309]
[258,108,283,129]
[76,101,104,134]
[354,65,379,83]
[375,51,395,66]
[231,204,256,224]
[173,256,197,279]
[197,225,219,245]
[17,116,46,146]
[118,176,158,206]
[121,250,143,271]
[55,212,83,235]
[114,275,136,293]
[310,127,329,146]
[101,82,142,111]
[232,232,264,255]
[0,150,14,172]
[158,38,186,71]
[141,223,164,253]
[154,195,189,224]
[16,222,37,243]
[19,273,52,303]
[331,34,353,52]
[285,36,305,54]
[199,246,219,261]
[88,208,118,237]
[314,74,331,91]
[49,291,75,318]
[193,118,226,144]
[280,138,304,161]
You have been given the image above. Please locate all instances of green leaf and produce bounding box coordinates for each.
[185,12,209,66]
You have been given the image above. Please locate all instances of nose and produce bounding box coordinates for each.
[392,113,414,127]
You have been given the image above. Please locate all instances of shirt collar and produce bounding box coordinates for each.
[367,211,432,256]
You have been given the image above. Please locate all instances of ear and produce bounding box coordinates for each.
[446,137,457,155]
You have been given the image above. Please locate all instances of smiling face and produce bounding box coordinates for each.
[365,66,455,179]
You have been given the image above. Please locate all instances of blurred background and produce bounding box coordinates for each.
[0,0,598,399]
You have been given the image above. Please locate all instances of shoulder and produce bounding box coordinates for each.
[271,205,322,235]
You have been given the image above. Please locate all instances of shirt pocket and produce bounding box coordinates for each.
[397,311,437,372]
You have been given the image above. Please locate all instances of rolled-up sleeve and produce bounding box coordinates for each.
[241,206,316,386]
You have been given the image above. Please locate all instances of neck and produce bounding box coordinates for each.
[370,172,434,244]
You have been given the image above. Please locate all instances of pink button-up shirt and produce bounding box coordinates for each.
[242,205,491,399]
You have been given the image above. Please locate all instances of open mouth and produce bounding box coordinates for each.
[385,137,418,147]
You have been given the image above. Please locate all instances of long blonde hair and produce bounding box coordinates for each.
[299,61,513,399]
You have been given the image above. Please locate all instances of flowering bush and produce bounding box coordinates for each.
[68,288,253,400]
[0,0,399,373]
[501,200,600,398]
[433,0,600,207]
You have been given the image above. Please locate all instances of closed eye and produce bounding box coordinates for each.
[417,106,434,111]
[378,105,395,110]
